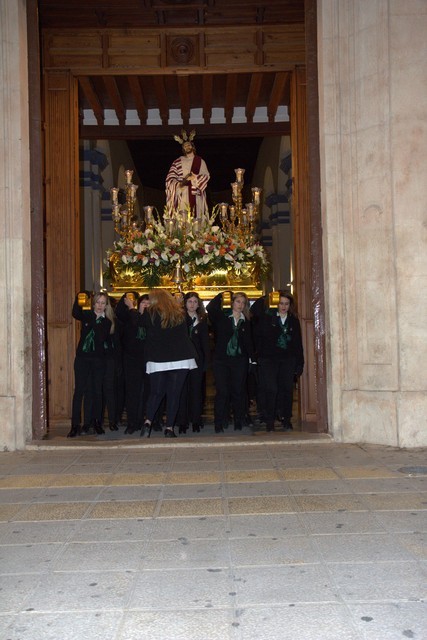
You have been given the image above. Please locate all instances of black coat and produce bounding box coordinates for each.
[206,293,253,361]
[72,297,112,358]
[185,314,210,371]
[115,295,147,360]
[140,311,198,364]
[251,296,304,373]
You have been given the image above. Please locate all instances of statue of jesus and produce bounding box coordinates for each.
[165,130,210,218]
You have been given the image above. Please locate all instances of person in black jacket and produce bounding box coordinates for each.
[140,288,198,438]
[68,292,112,438]
[251,291,304,431]
[206,291,253,433]
[176,291,210,434]
[115,292,150,435]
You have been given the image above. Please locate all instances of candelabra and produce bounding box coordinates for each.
[110,169,139,243]
[219,168,261,241]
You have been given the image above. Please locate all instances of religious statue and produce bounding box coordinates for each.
[165,129,210,218]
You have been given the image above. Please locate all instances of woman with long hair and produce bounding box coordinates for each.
[140,288,198,438]
[175,291,210,434]
[251,291,304,431]
[206,291,254,433]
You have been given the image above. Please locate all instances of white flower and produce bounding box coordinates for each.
[224,253,234,262]
[121,254,130,264]
[133,243,143,253]
[141,256,148,266]
[183,263,190,273]
[161,251,169,261]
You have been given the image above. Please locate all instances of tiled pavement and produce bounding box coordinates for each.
[0,438,426,639]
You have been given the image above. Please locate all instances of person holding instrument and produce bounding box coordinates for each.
[206,291,253,434]
[68,291,112,438]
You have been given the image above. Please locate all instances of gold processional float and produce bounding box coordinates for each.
[105,167,271,300]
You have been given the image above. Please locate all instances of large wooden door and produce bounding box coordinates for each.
[40,21,326,431]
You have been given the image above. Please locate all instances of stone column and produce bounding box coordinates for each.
[318,0,427,446]
[0,0,32,449]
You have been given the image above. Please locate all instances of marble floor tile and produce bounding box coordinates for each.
[299,511,386,534]
[348,602,427,640]
[129,567,233,609]
[225,481,291,497]
[227,513,304,538]
[23,571,134,611]
[56,541,146,572]
[328,560,427,601]
[1,611,123,640]
[159,498,223,517]
[142,538,230,570]
[0,574,41,613]
[0,543,62,574]
[149,516,227,541]
[313,532,416,563]
[0,520,80,544]
[234,604,361,640]
[117,609,237,640]
[232,564,340,605]
[227,496,297,515]
[230,534,320,566]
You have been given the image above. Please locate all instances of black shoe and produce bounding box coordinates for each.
[67,424,80,438]
[164,427,177,438]
[80,424,91,435]
[234,424,242,431]
[215,426,224,433]
[192,424,201,433]
[178,425,188,434]
[282,420,293,431]
[124,424,137,434]
[109,423,119,431]
[151,421,163,432]
[93,420,105,435]
[266,422,275,432]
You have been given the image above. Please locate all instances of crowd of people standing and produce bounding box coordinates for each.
[67,288,304,439]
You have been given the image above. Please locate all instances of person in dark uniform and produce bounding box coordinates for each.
[140,289,198,438]
[68,291,112,438]
[176,291,210,434]
[206,291,253,433]
[251,291,304,431]
[115,292,150,435]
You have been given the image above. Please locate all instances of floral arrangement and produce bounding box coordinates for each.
[105,211,270,289]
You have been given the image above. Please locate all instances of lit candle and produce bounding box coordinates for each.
[252,187,261,205]
[125,169,133,184]
[220,203,228,219]
[128,183,138,198]
[166,218,175,236]
[112,204,121,222]
[246,203,254,215]
[110,187,119,204]
[235,168,245,184]
[144,206,153,223]
[231,182,239,197]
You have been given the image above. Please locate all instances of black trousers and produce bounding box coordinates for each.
[103,357,118,425]
[123,354,146,429]
[258,356,296,424]
[71,356,105,425]
[176,366,205,426]
[213,357,248,428]
[146,369,189,428]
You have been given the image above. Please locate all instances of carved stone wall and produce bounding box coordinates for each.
[318,0,427,446]
[0,0,32,449]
